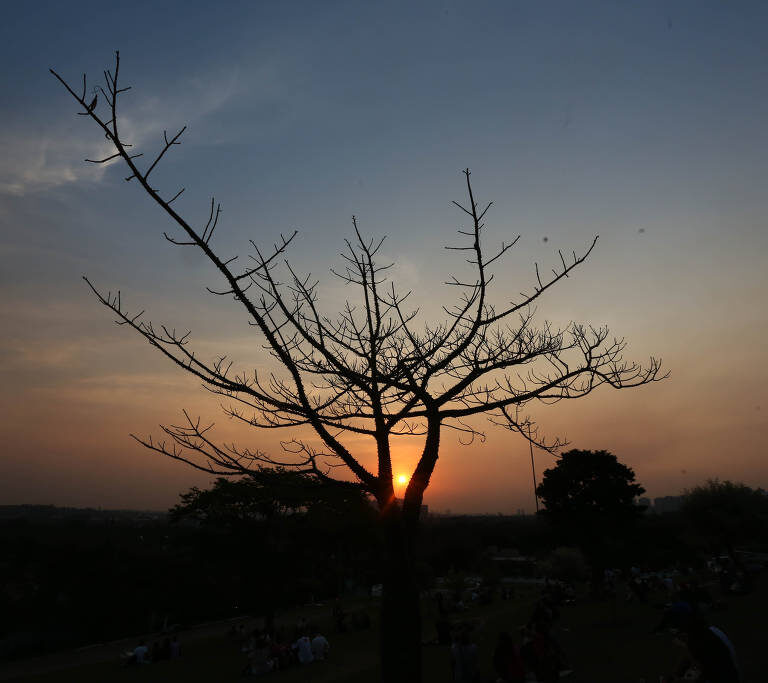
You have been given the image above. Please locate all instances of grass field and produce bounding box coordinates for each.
[3,579,763,682]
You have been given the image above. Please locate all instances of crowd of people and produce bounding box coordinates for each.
[446,560,746,683]
[116,557,748,682]
[593,562,743,682]
[122,634,181,666]
[490,584,572,683]
[229,619,331,677]
[439,580,573,683]
[709,556,753,596]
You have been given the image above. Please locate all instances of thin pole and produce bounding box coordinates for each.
[528,428,539,513]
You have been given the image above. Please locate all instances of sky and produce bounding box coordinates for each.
[1,0,767,513]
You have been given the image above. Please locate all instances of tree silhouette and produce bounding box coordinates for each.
[536,449,646,582]
[170,472,377,628]
[51,53,665,682]
[170,469,375,528]
[683,480,768,560]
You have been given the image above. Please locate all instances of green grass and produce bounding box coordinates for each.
[4,580,764,682]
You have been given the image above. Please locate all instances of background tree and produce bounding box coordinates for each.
[682,480,768,559]
[536,449,646,582]
[170,468,374,527]
[170,471,377,627]
[51,53,665,682]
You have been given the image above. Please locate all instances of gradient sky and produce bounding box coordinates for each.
[1,0,767,513]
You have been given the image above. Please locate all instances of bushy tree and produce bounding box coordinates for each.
[536,449,645,517]
[536,449,645,576]
[171,472,377,623]
[683,479,768,556]
[170,469,374,527]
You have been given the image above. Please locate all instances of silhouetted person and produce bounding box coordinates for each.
[523,619,566,683]
[169,634,181,659]
[662,609,740,682]
[131,639,149,665]
[492,631,525,683]
[293,633,314,664]
[250,635,275,676]
[269,632,291,670]
[311,631,329,661]
[451,627,478,682]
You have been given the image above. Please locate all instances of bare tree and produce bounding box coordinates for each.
[52,52,665,682]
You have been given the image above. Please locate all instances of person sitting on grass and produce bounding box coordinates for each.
[250,635,275,676]
[662,608,740,683]
[241,633,275,677]
[311,631,330,661]
[293,632,314,665]
[269,632,291,670]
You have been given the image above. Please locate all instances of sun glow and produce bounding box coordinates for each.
[397,474,408,485]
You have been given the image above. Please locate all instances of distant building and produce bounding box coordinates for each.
[637,497,652,511]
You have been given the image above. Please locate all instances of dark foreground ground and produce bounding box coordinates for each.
[2,578,764,683]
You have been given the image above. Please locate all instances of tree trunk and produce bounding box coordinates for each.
[379,503,422,683]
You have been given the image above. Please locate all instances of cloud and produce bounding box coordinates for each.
[112,63,250,148]
[0,61,265,197]
[0,130,114,196]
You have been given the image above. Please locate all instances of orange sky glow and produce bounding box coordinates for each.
[1,2,767,513]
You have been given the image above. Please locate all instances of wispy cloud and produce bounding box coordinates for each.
[0,61,267,197]
[0,129,113,196]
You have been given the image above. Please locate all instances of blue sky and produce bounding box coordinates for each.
[1,1,767,511]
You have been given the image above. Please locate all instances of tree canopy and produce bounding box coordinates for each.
[536,449,645,521]
[169,468,374,528]
[682,479,768,553]
[536,449,645,571]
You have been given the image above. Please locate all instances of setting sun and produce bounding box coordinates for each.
[397,474,408,485]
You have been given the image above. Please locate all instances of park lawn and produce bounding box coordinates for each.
[556,579,765,683]
[4,580,764,683]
